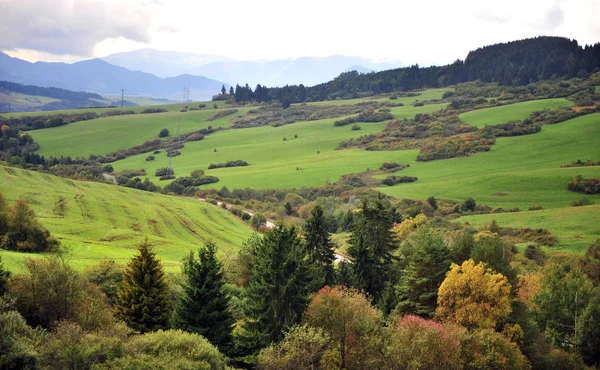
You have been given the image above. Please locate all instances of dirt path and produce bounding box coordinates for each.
[197,197,349,262]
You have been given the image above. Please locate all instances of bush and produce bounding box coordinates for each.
[141,108,168,114]
[103,164,114,173]
[145,155,155,162]
[379,175,418,186]
[158,129,169,138]
[461,197,477,212]
[154,167,174,177]
[351,123,361,131]
[208,160,249,169]
[163,176,219,195]
[572,198,594,207]
[568,175,600,194]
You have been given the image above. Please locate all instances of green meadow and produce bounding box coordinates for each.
[459,98,573,128]
[0,165,253,272]
[377,113,600,209]
[29,107,255,158]
[461,205,600,253]
[109,103,448,189]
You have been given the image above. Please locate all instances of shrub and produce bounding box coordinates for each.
[154,167,174,177]
[145,155,155,162]
[103,164,114,173]
[379,175,418,186]
[163,176,219,195]
[572,198,594,207]
[158,128,169,138]
[208,160,249,169]
[461,197,477,212]
[568,175,600,194]
[351,123,361,131]
[141,108,168,114]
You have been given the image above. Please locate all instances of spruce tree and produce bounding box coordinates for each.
[303,205,335,285]
[172,241,233,353]
[396,228,452,318]
[348,194,397,301]
[115,239,171,333]
[243,224,323,351]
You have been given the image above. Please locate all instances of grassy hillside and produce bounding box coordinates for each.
[461,205,600,253]
[459,98,573,128]
[109,103,447,189]
[378,113,600,208]
[0,91,62,110]
[0,165,253,272]
[29,107,253,158]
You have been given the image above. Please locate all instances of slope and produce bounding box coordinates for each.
[0,165,253,272]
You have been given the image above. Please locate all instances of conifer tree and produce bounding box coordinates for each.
[115,239,171,333]
[172,241,233,353]
[242,224,323,351]
[396,228,452,318]
[348,194,397,301]
[303,205,335,285]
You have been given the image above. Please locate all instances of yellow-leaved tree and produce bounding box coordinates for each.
[436,259,512,330]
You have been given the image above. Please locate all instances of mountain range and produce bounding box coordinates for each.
[0,52,225,101]
[103,49,402,87]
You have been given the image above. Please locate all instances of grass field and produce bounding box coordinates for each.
[103,95,179,107]
[459,98,574,128]
[109,103,448,189]
[0,165,253,272]
[0,92,62,110]
[308,88,450,107]
[378,113,600,209]
[461,205,600,253]
[29,107,255,158]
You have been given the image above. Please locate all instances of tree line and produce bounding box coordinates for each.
[215,36,600,104]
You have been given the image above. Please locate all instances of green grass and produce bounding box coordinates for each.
[308,88,450,107]
[459,98,574,128]
[0,92,62,110]
[103,95,179,107]
[378,113,600,209]
[1,100,232,118]
[110,104,447,189]
[29,107,254,158]
[0,165,253,272]
[461,205,600,253]
[595,86,600,93]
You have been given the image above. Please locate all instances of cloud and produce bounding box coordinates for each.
[0,0,152,56]
[542,3,565,32]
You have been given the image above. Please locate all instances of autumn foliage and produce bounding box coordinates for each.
[436,259,512,330]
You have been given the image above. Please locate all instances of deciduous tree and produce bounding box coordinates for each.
[436,259,512,330]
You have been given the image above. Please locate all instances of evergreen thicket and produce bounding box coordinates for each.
[115,240,172,333]
[220,37,600,104]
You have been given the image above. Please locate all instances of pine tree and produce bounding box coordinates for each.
[396,228,452,318]
[229,86,234,95]
[242,224,323,351]
[172,241,233,353]
[115,239,171,333]
[221,84,227,95]
[348,194,397,301]
[303,205,335,285]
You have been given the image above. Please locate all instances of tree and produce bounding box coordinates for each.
[533,264,594,348]
[0,255,9,296]
[303,286,383,369]
[242,224,322,350]
[436,259,512,330]
[115,240,172,333]
[172,241,233,353]
[461,197,476,212]
[281,98,291,109]
[83,259,123,306]
[581,239,600,284]
[348,194,397,301]
[158,128,169,138]
[471,231,515,283]
[303,205,335,285]
[250,213,267,231]
[396,228,452,318]
[284,201,293,216]
[576,294,600,367]
[426,196,438,210]
[229,86,234,95]
[221,84,227,95]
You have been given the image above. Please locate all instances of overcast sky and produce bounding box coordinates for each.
[1,0,599,65]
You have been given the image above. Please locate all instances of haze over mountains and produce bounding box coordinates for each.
[102,49,403,87]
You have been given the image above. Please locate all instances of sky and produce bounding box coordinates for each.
[0,0,599,65]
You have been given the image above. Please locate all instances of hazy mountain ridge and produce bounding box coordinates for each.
[0,52,227,101]
[102,49,403,87]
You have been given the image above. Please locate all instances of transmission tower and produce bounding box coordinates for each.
[121,88,124,107]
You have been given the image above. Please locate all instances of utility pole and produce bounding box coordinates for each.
[121,88,124,107]
[167,120,181,179]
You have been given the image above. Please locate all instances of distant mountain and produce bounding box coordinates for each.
[102,49,402,87]
[103,49,233,78]
[344,65,373,74]
[0,52,227,101]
